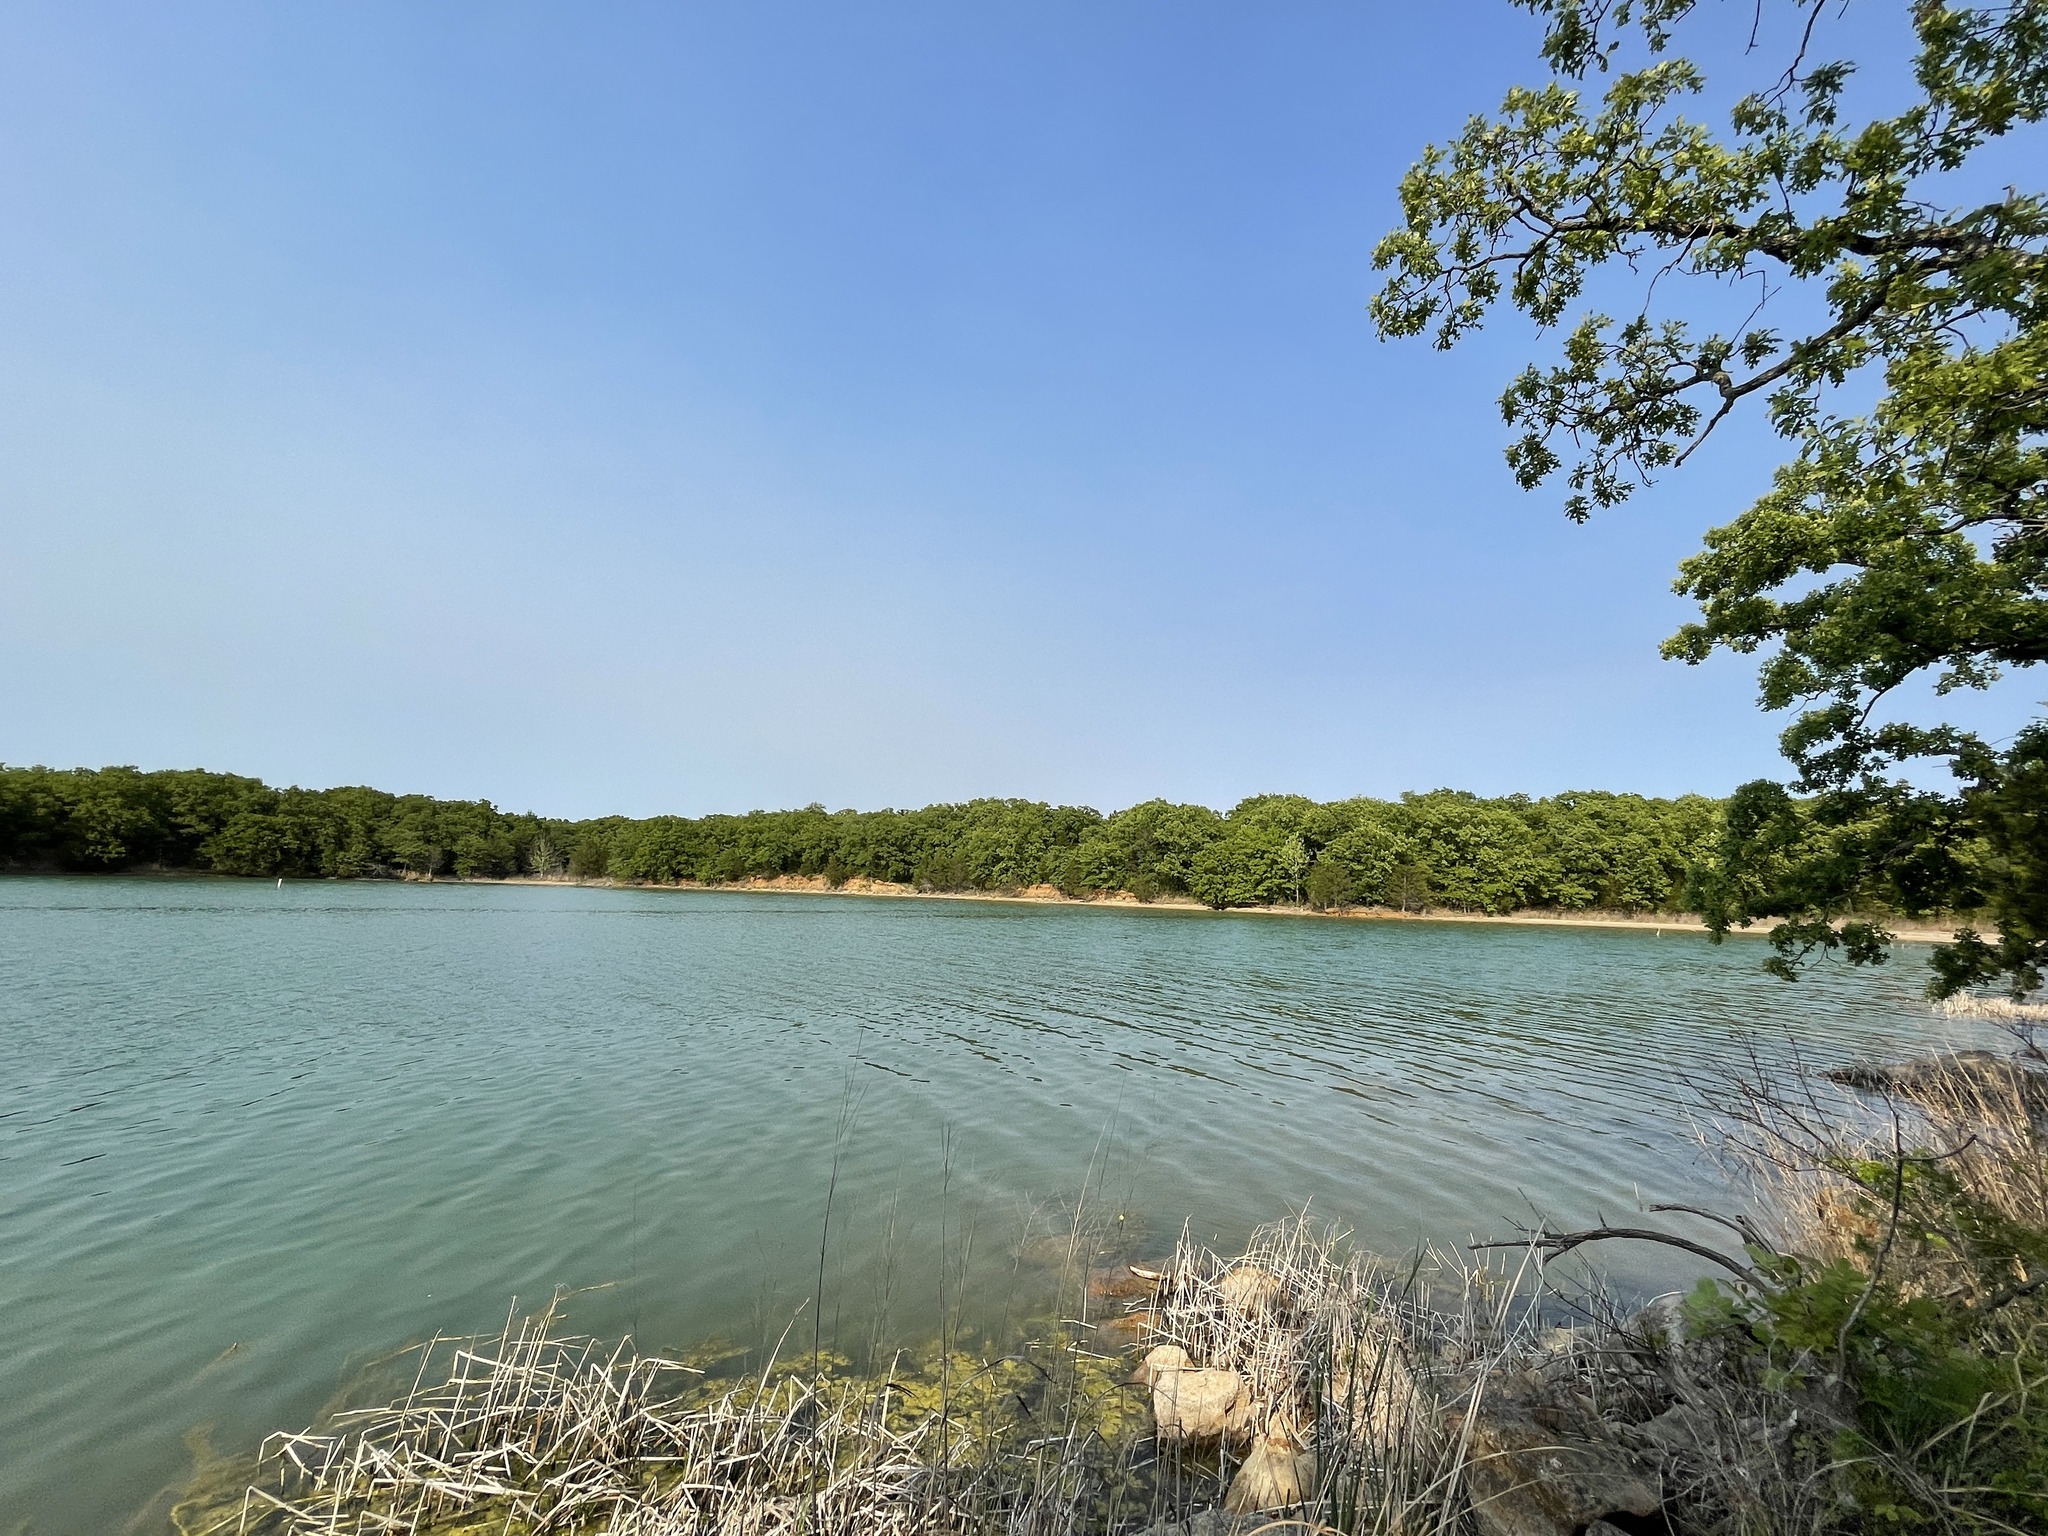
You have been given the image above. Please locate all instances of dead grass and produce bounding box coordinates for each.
[173,1214,1581,1536]
[172,1295,1153,1536]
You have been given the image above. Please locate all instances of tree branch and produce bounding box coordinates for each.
[1648,1201,1770,1251]
[1976,1267,2048,1316]
[1471,1224,1762,1284]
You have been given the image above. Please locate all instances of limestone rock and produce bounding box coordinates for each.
[1329,1321,1429,1456]
[1628,1292,1753,1401]
[1629,1295,1686,1355]
[1137,1511,1255,1536]
[1142,1345,1250,1443]
[1633,1401,1721,1455]
[1826,1050,2048,1124]
[1216,1264,1285,1318]
[1446,1384,1662,1536]
[1224,1433,1316,1513]
[1531,1325,1591,1359]
[1137,1343,1193,1383]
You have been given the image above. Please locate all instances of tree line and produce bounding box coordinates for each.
[0,763,1736,914]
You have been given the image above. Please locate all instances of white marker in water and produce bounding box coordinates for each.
[277,878,283,889]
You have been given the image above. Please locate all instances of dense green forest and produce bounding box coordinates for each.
[0,763,1735,914]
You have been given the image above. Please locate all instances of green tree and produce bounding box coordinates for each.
[1187,824,1296,909]
[202,812,311,877]
[1280,832,1310,905]
[1304,859,1359,911]
[0,768,71,865]
[1320,802,1414,905]
[0,764,1739,920]
[1375,0,2048,993]
[1401,791,1548,913]
[1523,790,1705,910]
[569,822,619,878]
[1061,800,1225,898]
[63,769,164,868]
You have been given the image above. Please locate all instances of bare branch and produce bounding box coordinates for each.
[1471,1225,1762,1284]
[1648,1201,1771,1250]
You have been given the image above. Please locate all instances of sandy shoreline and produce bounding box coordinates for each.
[22,864,1960,945]
[487,872,1960,944]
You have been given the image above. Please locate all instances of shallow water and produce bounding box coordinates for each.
[0,875,1982,1533]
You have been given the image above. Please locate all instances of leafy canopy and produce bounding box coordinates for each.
[1374,0,2048,994]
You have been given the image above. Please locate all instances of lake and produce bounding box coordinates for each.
[0,876,1977,1533]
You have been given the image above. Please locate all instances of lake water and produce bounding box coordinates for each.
[0,876,1981,1533]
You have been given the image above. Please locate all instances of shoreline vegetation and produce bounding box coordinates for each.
[0,764,1985,943]
[172,1047,2048,1536]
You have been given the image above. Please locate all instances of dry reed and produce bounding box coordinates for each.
[174,1296,1145,1536]
[1134,1216,1563,1536]
[175,1214,1575,1536]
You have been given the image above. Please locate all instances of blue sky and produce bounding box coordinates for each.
[0,1,2017,817]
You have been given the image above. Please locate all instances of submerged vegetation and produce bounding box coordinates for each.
[169,1041,2048,1533]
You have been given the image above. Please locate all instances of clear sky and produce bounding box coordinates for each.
[0,1,2011,817]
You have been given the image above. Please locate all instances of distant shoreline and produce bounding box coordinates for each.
[3,865,1963,944]
[483,871,1959,944]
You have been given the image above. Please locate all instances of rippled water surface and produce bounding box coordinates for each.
[0,876,1979,1532]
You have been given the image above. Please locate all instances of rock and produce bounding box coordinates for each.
[1142,1344,1251,1443]
[1826,1050,2048,1127]
[1627,1292,1752,1401]
[1629,1295,1686,1354]
[1633,1402,1720,1455]
[1445,1380,1662,1536]
[1136,1511,1255,1536]
[1137,1343,1192,1383]
[1217,1264,1286,1318]
[1531,1325,1590,1358]
[1330,1320,1429,1456]
[1089,1265,1164,1303]
[1224,1432,1316,1513]
[1096,1307,1155,1348]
